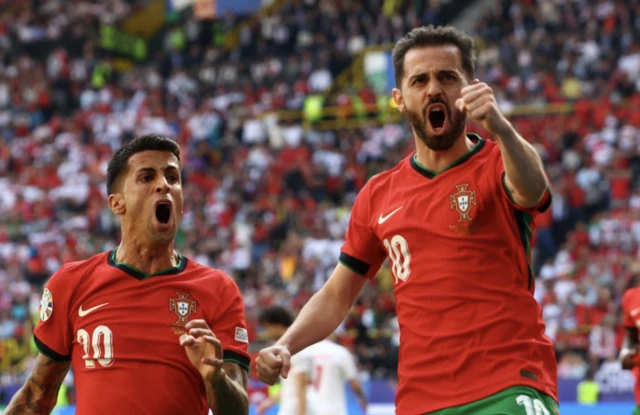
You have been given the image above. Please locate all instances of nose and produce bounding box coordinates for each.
[155,177,170,193]
[427,80,443,99]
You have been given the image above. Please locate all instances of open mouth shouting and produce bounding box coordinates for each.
[154,200,172,228]
[427,103,448,133]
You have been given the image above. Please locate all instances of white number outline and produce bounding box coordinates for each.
[77,325,114,368]
[383,234,411,283]
[516,395,550,415]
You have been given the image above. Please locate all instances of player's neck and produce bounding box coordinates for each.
[414,131,474,173]
[115,238,179,275]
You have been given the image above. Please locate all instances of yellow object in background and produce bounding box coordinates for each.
[576,379,599,404]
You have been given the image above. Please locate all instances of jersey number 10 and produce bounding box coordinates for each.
[77,325,114,368]
[516,395,550,415]
[383,235,411,283]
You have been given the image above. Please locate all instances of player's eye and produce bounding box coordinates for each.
[140,175,151,183]
[168,175,179,183]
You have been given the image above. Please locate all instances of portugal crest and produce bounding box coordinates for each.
[450,184,476,222]
[169,293,197,326]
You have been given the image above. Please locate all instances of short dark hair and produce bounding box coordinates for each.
[392,25,476,87]
[259,306,294,328]
[106,134,181,195]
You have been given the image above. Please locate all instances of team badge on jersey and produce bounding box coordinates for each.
[169,293,197,326]
[450,184,476,222]
[39,288,53,321]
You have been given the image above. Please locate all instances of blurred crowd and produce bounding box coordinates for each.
[0,0,640,399]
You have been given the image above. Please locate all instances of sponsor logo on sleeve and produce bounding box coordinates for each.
[235,327,249,343]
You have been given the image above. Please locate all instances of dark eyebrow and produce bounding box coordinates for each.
[136,167,156,175]
[437,69,459,77]
[409,73,427,82]
[136,166,180,175]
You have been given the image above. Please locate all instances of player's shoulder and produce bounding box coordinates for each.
[184,258,238,289]
[360,153,412,196]
[479,135,501,160]
[51,251,110,284]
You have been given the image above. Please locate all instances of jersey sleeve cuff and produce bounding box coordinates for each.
[502,173,552,213]
[223,350,251,372]
[339,252,371,278]
[34,334,71,362]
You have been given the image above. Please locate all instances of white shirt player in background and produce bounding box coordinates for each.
[275,347,316,415]
[257,306,316,415]
[298,335,367,415]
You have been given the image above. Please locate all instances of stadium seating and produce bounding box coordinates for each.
[1,0,640,409]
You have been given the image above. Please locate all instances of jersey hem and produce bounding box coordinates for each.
[33,334,71,362]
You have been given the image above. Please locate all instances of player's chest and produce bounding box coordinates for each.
[374,176,502,241]
[68,278,213,365]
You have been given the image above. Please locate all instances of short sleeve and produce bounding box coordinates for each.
[210,277,251,371]
[33,268,73,361]
[623,290,636,329]
[339,183,387,280]
[341,349,358,381]
[491,144,552,214]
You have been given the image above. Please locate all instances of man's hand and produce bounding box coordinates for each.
[621,348,638,370]
[456,79,509,136]
[256,345,292,385]
[180,319,225,383]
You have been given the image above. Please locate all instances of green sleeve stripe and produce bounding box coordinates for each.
[223,358,250,372]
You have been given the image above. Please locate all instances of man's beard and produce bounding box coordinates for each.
[407,99,467,151]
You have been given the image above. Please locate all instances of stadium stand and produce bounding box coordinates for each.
[1,0,640,411]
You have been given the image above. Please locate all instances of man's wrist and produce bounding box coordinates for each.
[490,115,515,139]
[275,338,291,351]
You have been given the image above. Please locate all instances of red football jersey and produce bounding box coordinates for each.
[34,250,250,415]
[622,286,640,405]
[340,135,557,414]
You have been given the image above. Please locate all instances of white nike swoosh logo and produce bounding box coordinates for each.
[78,303,109,317]
[632,308,640,317]
[378,206,403,224]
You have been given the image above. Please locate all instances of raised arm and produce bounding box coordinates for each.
[4,354,71,414]
[256,263,367,384]
[457,80,548,208]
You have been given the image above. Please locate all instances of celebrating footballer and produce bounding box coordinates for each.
[5,135,251,415]
[257,25,559,415]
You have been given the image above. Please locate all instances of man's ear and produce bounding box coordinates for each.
[108,193,126,216]
[392,87,405,113]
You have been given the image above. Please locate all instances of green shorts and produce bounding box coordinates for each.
[427,386,559,415]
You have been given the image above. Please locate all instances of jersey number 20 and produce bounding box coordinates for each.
[383,235,411,283]
[77,325,114,368]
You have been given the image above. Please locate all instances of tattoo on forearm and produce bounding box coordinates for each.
[207,363,249,415]
[4,355,70,414]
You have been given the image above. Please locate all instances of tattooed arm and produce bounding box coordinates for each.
[4,354,71,414]
[205,362,249,415]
